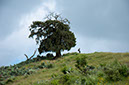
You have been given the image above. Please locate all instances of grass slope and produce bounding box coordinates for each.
[2,52,129,85]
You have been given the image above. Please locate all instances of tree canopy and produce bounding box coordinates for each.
[29,13,76,58]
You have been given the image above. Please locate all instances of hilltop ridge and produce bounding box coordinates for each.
[0,52,129,85]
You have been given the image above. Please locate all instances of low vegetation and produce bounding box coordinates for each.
[0,52,129,85]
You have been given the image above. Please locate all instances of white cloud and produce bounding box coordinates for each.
[0,0,56,66]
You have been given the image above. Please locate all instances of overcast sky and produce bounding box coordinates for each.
[0,0,129,66]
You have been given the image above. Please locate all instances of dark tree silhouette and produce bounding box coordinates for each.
[29,13,76,58]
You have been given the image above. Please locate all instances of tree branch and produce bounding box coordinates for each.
[29,49,37,60]
[24,49,37,60]
[24,54,28,60]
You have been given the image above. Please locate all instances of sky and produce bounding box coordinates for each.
[0,0,129,66]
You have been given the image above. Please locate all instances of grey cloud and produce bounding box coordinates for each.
[57,0,129,39]
[56,0,129,52]
[0,0,42,40]
[0,0,55,66]
[0,0,43,66]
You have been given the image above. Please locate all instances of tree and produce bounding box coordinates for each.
[29,13,76,58]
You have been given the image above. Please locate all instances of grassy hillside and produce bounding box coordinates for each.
[0,52,129,85]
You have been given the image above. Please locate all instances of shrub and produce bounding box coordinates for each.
[47,53,54,58]
[75,56,87,68]
[77,76,98,85]
[97,71,104,77]
[38,62,46,69]
[63,74,70,81]
[61,66,73,74]
[6,78,14,84]
[75,56,95,75]
[118,64,129,77]
[51,73,58,78]
[102,60,129,81]
[81,78,86,85]
[0,81,5,85]
[50,79,59,85]
[60,74,80,85]
[84,75,98,85]
[47,63,54,69]
[27,69,36,75]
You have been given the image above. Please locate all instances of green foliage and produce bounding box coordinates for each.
[1,52,129,85]
[75,56,95,75]
[46,53,54,58]
[0,59,55,84]
[0,81,5,85]
[0,61,40,84]
[101,60,129,81]
[80,76,98,85]
[38,62,46,69]
[47,63,54,68]
[76,56,87,67]
[51,79,59,85]
[51,73,58,78]
[61,74,70,82]
[97,71,104,77]
[27,69,36,75]
[29,13,76,57]
[38,62,54,69]
[6,78,14,84]
[60,74,77,85]
[61,65,73,74]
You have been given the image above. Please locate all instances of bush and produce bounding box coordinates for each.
[76,57,87,67]
[38,62,46,69]
[47,53,54,58]
[118,64,129,77]
[51,73,58,78]
[97,71,104,77]
[62,74,70,82]
[6,78,14,84]
[61,66,73,74]
[82,75,98,85]
[60,74,75,85]
[27,69,36,75]
[47,63,54,69]
[51,80,59,85]
[81,78,86,85]
[102,60,129,81]
[38,62,54,69]
[75,56,95,75]
[0,81,5,85]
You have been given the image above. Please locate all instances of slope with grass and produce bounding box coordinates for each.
[0,52,129,85]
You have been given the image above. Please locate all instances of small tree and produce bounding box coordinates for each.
[29,13,76,58]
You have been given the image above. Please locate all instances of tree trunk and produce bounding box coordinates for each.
[54,50,61,59]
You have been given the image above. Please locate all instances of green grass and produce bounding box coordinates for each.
[3,52,129,85]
